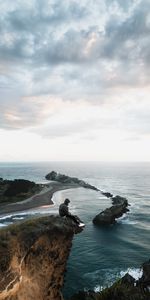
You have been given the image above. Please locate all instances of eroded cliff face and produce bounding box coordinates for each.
[0,216,81,300]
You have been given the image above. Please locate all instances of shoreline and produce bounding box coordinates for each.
[0,182,81,216]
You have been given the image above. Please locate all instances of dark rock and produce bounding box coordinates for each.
[70,290,98,300]
[138,260,150,288]
[112,195,128,206]
[120,273,135,286]
[45,170,57,181]
[93,208,115,225]
[45,171,99,191]
[93,194,129,226]
[101,192,113,198]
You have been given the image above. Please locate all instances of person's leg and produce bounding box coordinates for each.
[74,215,83,223]
[67,214,85,227]
[66,214,80,224]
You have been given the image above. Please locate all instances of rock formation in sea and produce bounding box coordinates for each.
[69,260,150,300]
[101,191,113,198]
[93,195,129,226]
[45,171,99,191]
[0,216,82,300]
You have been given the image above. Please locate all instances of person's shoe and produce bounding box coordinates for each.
[78,222,85,227]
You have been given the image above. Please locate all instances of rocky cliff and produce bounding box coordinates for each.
[0,216,82,300]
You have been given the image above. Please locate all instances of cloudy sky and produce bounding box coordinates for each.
[0,0,150,161]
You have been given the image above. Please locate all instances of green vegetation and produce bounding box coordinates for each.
[0,178,42,204]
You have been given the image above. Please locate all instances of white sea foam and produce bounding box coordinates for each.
[117,214,137,225]
[0,214,13,220]
[129,203,140,211]
[92,267,143,294]
[13,217,24,220]
[0,223,7,227]
[94,285,103,292]
[117,213,128,220]
[118,218,137,225]
[120,268,143,280]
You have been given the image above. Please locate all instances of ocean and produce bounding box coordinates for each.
[0,161,149,298]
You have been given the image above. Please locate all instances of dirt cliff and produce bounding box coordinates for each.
[0,215,82,300]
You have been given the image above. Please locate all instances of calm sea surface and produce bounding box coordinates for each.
[0,162,149,298]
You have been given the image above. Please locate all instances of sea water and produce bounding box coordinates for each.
[0,161,149,298]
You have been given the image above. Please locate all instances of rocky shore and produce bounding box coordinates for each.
[69,260,150,300]
[93,195,129,226]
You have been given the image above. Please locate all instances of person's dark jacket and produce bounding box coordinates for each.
[59,203,70,217]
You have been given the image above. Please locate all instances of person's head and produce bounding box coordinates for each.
[64,198,70,205]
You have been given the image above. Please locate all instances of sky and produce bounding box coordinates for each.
[0,0,150,162]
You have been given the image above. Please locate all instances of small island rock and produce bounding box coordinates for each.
[93,195,129,226]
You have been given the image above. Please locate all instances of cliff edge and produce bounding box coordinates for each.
[0,215,82,300]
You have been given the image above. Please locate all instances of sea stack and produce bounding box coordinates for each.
[93,195,129,226]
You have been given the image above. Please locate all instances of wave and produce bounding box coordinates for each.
[0,214,14,220]
[120,268,143,281]
[93,268,143,292]
[94,285,103,292]
[117,213,138,225]
[129,203,140,211]
[0,223,7,227]
[12,217,25,220]
[85,267,143,293]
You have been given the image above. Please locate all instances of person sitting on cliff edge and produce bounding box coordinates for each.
[59,198,85,227]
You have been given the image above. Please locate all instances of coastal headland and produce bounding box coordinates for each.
[0,171,129,225]
[0,171,149,300]
[0,171,99,216]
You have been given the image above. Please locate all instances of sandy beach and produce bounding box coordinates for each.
[0,182,80,216]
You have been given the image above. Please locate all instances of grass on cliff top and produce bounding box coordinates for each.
[0,215,56,234]
[0,215,74,242]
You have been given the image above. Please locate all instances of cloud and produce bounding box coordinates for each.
[0,0,150,140]
[31,96,150,140]
[0,94,64,129]
[0,0,149,66]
